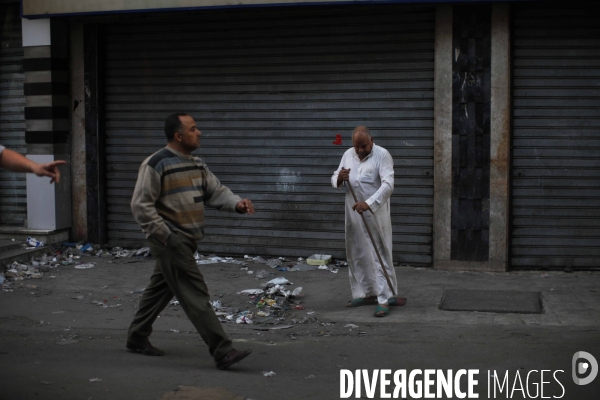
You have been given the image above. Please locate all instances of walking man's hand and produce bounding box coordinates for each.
[236,199,255,215]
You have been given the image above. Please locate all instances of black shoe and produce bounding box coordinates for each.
[215,348,252,370]
[126,337,165,356]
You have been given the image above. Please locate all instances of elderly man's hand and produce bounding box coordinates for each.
[352,201,371,214]
[31,160,67,184]
[236,199,255,215]
[337,167,351,187]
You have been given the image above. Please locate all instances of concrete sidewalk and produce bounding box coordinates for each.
[322,266,600,327]
[2,254,600,329]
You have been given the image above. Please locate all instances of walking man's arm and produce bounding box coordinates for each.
[130,164,172,245]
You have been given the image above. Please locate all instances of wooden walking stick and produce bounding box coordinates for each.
[344,179,397,296]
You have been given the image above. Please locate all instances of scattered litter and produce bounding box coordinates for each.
[74,263,96,269]
[252,325,294,331]
[253,256,267,264]
[345,324,359,329]
[89,378,102,383]
[169,300,180,306]
[317,265,329,270]
[266,259,282,268]
[135,247,151,257]
[238,289,264,295]
[26,237,45,247]
[297,257,304,261]
[292,287,303,296]
[5,269,19,278]
[255,270,270,279]
[55,336,80,345]
[306,254,332,266]
[256,311,271,317]
[263,277,292,287]
[211,300,222,309]
[197,259,218,265]
[541,272,549,278]
[112,247,133,258]
[291,263,316,272]
[236,315,253,324]
[262,371,276,377]
[170,329,180,333]
[90,300,108,308]
[247,271,254,275]
[131,288,145,294]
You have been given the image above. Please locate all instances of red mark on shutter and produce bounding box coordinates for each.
[332,134,343,145]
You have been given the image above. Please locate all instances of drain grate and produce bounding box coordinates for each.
[439,289,542,314]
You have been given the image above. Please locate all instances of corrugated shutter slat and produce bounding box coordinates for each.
[511,2,600,269]
[0,2,26,226]
[104,5,435,266]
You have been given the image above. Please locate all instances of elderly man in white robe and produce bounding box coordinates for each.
[331,126,404,317]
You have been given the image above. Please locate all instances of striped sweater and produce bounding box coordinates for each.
[131,146,241,244]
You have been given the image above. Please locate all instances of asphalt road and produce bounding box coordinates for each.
[1,256,599,400]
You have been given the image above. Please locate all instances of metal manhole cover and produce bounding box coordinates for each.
[439,289,542,314]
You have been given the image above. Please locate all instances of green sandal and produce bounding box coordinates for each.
[388,296,407,307]
[346,297,378,307]
[374,305,389,317]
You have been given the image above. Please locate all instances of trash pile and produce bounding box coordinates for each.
[61,242,151,259]
[208,276,306,327]
[3,260,43,281]
[194,253,245,265]
[238,255,345,274]
[202,254,350,330]
[0,237,155,289]
[2,238,350,334]
[193,253,346,275]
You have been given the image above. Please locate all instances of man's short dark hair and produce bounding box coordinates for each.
[164,113,189,140]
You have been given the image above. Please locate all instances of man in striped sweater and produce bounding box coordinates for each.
[126,113,254,370]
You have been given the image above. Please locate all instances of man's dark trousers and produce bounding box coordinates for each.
[127,231,233,360]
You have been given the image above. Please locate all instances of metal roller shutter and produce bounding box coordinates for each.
[104,4,435,266]
[0,2,26,227]
[511,2,600,269]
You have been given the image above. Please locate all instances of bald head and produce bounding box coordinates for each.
[352,126,374,161]
[352,126,372,140]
